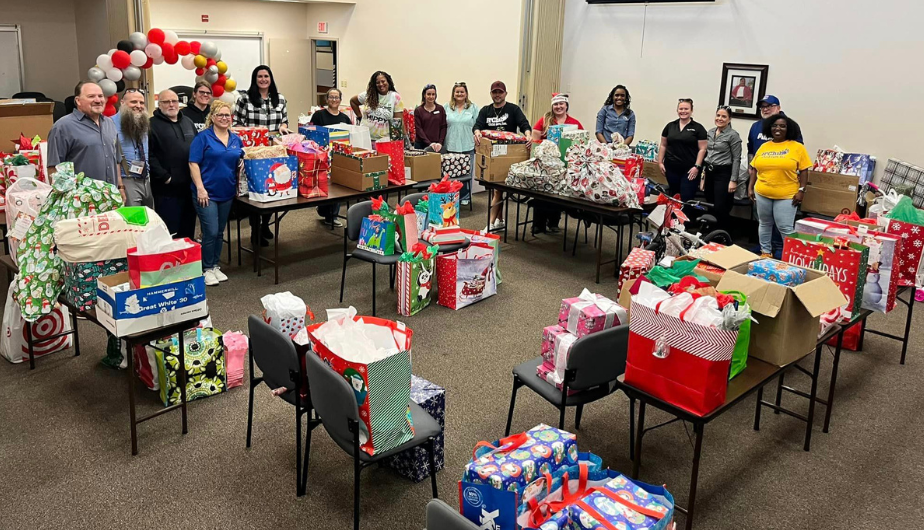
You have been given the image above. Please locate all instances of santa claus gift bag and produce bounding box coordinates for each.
[782,233,869,320]
[436,243,497,310]
[244,155,298,202]
[396,244,437,316]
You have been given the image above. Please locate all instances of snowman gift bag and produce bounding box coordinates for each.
[396,244,437,316]
[244,156,298,202]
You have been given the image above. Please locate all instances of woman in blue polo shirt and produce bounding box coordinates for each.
[189,100,243,287]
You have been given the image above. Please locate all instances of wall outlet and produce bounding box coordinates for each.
[341,80,347,88]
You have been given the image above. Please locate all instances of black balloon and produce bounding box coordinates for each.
[115,80,126,93]
[117,40,134,53]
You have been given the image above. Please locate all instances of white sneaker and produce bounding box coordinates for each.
[204,269,219,286]
[493,219,506,230]
[212,267,228,282]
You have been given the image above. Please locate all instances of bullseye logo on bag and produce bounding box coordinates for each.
[463,486,483,507]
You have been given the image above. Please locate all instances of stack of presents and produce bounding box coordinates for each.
[801,146,876,217]
[459,423,675,529]
[353,178,503,314]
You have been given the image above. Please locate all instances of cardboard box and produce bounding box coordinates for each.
[330,167,386,192]
[95,272,208,337]
[404,152,442,182]
[331,152,389,174]
[0,101,54,154]
[475,139,530,182]
[642,160,668,186]
[713,245,847,366]
[801,171,859,217]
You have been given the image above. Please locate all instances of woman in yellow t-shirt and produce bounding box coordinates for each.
[747,114,811,257]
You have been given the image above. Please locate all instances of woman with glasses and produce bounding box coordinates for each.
[309,88,351,227]
[595,85,636,145]
[182,81,212,132]
[189,100,243,286]
[444,81,478,206]
[349,71,404,142]
[657,98,708,201]
[414,84,447,153]
[701,106,742,231]
[748,114,811,257]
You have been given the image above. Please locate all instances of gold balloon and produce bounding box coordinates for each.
[224,78,237,91]
[193,55,207,68]
[216,61,228,74]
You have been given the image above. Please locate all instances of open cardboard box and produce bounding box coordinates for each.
[713,245,847,367]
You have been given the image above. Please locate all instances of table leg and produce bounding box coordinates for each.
[70,308,80,357]
[485,186,493,230]
[753,385,763,431]
[901,289,915,365]
[178,330,188,435]
[255,218,263,277]
[774,373,784,414]
[273,211,280,285]
[126,338,138,456]
[563,214,568,253]
[823,328,844,433]
[24,321,35,370]
[236,218,243,267]
[595,214,604,284]
[503,194,509,243]
[685,423,704,530]
[631,401,646,479]
[225,220,231,265]
[804,343,823,452]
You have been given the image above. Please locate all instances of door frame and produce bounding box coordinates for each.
[310,37,340,109]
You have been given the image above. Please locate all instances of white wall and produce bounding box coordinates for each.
[2,0,81,101]
[562,0,924,180]
[306,0,523,114]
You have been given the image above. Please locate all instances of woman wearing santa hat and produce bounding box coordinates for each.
[530,93,583,235]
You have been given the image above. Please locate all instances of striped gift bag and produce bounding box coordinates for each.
[624,300,738,416]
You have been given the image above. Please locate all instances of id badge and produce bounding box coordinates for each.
[129,160,145,175]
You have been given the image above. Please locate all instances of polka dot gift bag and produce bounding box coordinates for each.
[260,292,313,339]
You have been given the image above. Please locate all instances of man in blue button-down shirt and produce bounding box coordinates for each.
[113,89,153,207]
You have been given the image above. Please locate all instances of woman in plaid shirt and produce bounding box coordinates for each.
[234,65,290,246]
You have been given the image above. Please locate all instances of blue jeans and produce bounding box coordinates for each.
[193,193,232,269]
[755,193,798,254]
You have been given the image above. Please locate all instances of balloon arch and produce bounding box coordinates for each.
[86,28,239,117]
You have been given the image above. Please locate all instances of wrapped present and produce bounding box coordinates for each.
[436,243,496,310]
[813,148,843,173]
[633,140,660,162]
[541,324,570,364]
[374,139,406,186]
[618,248,655,299]
[153,327,226,407]
[231,126,270,147]
[441,152,472,179]
[480,130,530,144]
[62,259,128,312]
[331,142,378,158]
[403,108,416,144]
[566,141,640,207]
[840,153,872,178]
[506,140,567,194]
[746,258,807,287]
[427,177,462,227]
[558,129,592,162]
[387,375,445,481]
[558,288,627,338]
[567,474,674,530]
[537,323,579,392]
[54,207,167,263]
[396,244,437,316]
[420,226,466,245]
[244,156,298,202]
[546,124,578,145]
[358,214,397,255]
[298,125,330,147]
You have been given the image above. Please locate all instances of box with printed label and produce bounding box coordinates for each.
[475,139,530,182]
[95,272,209,337]
[802,171,860,217]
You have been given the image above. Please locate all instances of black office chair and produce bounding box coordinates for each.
[303,350,441,530]
[12,91,48,100]
[505,324,635,458]
[52,101,66,122]
[245,316,316,497]
[170,85,194,106]
[64,96,75,115]
[340,200,402,316]
[425,499,478,530]
[401,192,471,254]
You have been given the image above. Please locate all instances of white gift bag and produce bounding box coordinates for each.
[1,282,73,364]
[5,177,52,266]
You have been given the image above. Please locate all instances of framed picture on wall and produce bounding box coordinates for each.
[718,63,769,119]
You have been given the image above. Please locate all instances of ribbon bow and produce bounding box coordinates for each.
[370,196,389,214]
[428,176,463,193]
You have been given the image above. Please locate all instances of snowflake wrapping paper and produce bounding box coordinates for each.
[387,375,445,482]
[885,219,924,287]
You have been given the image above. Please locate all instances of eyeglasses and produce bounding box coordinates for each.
[327,94,341,99]
[125,88,146,95]
[195,90,212,96]
[454,82,467,87]
[678,98,693,104]
[214,114,232,119]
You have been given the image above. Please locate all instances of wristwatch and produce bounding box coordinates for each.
[798,186,806,192]
[694,164,702,170]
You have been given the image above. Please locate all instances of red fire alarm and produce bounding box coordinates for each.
[201,14,209,22]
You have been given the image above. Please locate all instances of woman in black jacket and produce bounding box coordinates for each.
[149,89,199,239]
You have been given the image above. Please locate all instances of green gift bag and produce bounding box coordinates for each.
[396,245,437,316]
[722,291,751,380]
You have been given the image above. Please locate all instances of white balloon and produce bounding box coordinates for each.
[129,31,148,50]
[129,50,147,67]
[99,79,117,98]
[153,55,165,65]
[181,55,196,70]
[204,71,219,84]
[199,41,218,59]
[207,65,218,74]
[97,53,113,70]
[145,43,162,59]
[123,66,142,81]
[219,92,236,104]
[106,67,123,82]
[87,67,105,82]
[164,30,179,45]
[108,48,117,56]
[213,49,221,61]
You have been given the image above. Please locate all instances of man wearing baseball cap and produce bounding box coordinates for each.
[474,80,531,230]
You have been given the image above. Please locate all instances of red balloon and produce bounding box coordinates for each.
[195,67,205,76]
[160,42,174,57]
[142,57,154,69]
[103,104,117,117]
[107,95,118,105]
[174,40,190,56]
[164,52,178,65]
[148,28,165,45]
[216,74,227,85]
[111,50,131,69]
[211,84,225,98]
[190,41,201,55]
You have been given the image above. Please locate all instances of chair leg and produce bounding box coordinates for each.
[504,376,522,437]
[575,404,584,430]
[389,263,395,290]
[559,404,566,430]
[246,379,256,448]
[340,255,348,303]
[302,415,312,493]
[296,406,304,497]
[353,453,362,530]
[371,262,377,317]
[427,438,439,499]
[629,397,636,461]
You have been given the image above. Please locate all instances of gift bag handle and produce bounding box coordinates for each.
[471,432,528,460]
[526,463,591,527]
[575,486,668,530]
[655,298,696,322]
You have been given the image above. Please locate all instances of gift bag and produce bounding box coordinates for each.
[460,228,502,284]
[154,327,227,407]
[222,331,248,389]
[436,243,497,310]
[441,153,471,179]
[0,282,73,364]
[358,215,397,256]
[723,291,751,380]
[414,199,429,233]
[393,201,420,250]
[396,244,436,316]
[782,233,869,319]
[566,475,674,530]
[375,139,406,186]
[134,344,159,390]
[261,291,312,338]
[5,177,51,266]
[387,375,444,482]
[54,206,168,263]
[328,124,372,150]
[291,147,329,199]
[244,156,298,202]
[883,198,924,286]
[127,236,203,289]
[306,314,414,455]
[298,125,331,147]
[403,108,417,144]
[427,176,463,227]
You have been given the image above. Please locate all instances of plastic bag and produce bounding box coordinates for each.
[884,195,924,226]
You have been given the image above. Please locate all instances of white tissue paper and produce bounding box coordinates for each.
[261,292,307,320]
[313,306,407,364]
[632,282,731,329]
[136,224,191,255]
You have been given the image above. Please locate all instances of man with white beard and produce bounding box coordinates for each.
[113,88,154,207]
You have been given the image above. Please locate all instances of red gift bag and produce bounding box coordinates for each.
[782,234,868,319]
[624,300,738,416]
[290,148,329,198]
[884,219,924,287]
[404,108,416,144]
[126,238,203,289]
[375,139,406,186]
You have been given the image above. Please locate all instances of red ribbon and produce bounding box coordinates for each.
[395,201,416,215]
[428,175,463,193]
[834,212,861,223]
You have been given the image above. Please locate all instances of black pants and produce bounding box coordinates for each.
[250,214,271,239]
[665,163,699,202]
[532,200,562,230]
[703,164,734,231]
[153,192,197,240]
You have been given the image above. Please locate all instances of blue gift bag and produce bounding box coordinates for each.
[428,192,460,227]
[299,125,330,147]
[244,156,298,202]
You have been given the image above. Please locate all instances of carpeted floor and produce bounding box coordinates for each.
[1,193,923,530]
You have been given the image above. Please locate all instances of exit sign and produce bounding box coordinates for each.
[317,22,328,34]
[201,14,209,22]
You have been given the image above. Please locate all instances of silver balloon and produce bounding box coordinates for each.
[123,66,142,81]
[87,67,105,82]
[106,67,123,82]
[98,79,117,98]
[204,70,219,84]
[207,65,218,74]
[199,41,218,59]
[129,31,147,50]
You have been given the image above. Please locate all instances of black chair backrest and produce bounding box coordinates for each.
[402,192,427,207]
[567,324,630,391]
[303,348,360,455]
[12,91,47,100]
[52,101,66,122]
[247,315,301,392]
[425,499,479,529]
[346,200,373,242]
[64,96,75,115]
[170,85,194,106]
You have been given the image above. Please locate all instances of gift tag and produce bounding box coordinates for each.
[9,213,33,241]
[491,144,508,157]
